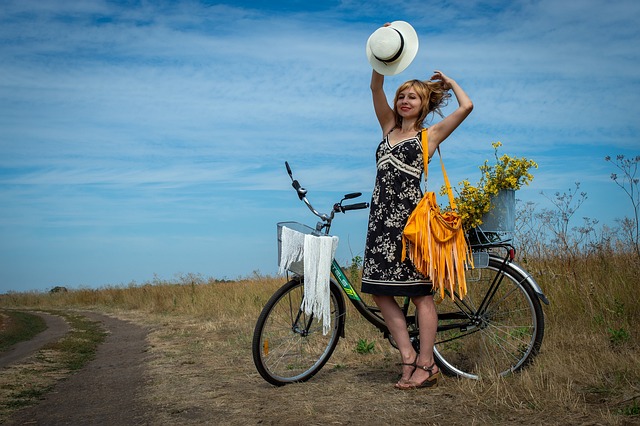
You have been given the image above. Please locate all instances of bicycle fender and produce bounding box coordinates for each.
[506,261,550,305]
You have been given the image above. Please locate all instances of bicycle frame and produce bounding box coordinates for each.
[329,259,388,333]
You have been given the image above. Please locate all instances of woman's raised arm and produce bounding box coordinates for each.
[370,70,396,135]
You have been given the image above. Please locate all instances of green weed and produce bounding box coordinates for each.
[618,398,640,416]
[354,338,375,354]
[607,327,630,346]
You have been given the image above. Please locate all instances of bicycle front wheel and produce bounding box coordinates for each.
[434,257,544,379]
[252,277,345,386]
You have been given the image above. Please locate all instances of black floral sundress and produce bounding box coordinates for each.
[361,130,433,296]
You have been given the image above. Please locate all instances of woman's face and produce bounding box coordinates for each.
[396,86,422,120]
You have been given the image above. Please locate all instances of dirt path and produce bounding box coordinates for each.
[4,312,152,426]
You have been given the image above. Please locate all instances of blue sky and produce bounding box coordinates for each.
[1,0,638,293]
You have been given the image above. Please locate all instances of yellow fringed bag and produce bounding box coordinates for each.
[401,128,473,300]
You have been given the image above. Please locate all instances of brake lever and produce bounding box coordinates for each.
[284,161,307,199]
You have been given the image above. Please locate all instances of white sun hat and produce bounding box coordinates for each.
[366,21,419,76]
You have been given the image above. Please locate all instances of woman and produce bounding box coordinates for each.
[361,68,473,389]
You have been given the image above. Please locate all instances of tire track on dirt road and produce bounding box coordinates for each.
[5,312,152,426]
[0,312,70,369]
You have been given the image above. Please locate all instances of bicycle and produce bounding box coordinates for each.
[252,162,549,386]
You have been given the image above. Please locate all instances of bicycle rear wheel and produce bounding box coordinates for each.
[252,277,345,386]
[434,256,544,379]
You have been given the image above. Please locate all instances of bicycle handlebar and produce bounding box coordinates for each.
[337,202,369,212]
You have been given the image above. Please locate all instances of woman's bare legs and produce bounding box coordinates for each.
[404,294,439,386]
[372,295,417,384]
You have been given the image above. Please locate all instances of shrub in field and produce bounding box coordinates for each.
[606,154,640,257]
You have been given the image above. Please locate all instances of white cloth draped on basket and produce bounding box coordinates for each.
[278,226,339,335]
[302,234,339,335]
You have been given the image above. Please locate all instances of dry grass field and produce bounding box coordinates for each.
[1,247,639,424]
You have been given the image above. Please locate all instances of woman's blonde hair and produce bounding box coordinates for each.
[393,79,451,130]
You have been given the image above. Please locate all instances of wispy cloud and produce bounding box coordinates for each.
[1,0,638,291]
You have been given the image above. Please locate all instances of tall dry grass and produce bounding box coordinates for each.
[522,251,639,409]
[1,274,283,320]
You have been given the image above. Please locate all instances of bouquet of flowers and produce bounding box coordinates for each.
[444,142,538,230]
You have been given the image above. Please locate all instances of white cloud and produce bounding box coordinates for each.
[1,0,639,291]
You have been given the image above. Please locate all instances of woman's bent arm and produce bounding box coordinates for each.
[427,71,473,156]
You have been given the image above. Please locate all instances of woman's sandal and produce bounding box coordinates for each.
[393,355,418,389]
[396,362,440,390]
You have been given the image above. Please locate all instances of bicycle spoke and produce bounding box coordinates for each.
[480,322,533,364]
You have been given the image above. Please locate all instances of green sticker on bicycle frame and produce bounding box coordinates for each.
[330,260,362,302]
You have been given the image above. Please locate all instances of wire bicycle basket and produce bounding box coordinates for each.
[277,221,324,276]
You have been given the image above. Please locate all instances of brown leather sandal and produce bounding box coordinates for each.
[393,355,418,389]
[397,362,440,389]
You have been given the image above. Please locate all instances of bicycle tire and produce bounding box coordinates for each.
[252,277,345,386]
[434,256,545,379]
